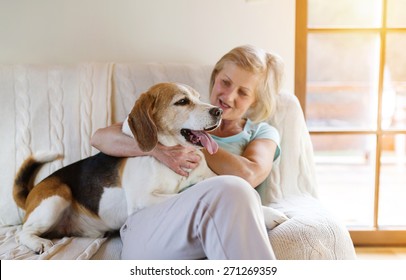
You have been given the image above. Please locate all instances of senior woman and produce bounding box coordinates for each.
[91,45,284,259]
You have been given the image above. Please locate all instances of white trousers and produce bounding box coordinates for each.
[120,175,276,260]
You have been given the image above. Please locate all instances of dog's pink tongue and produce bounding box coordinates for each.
[193,130,218,154]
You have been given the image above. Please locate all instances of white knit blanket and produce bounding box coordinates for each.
[0,64,114,259]
[0,226,109,260]
[0,63,113,226]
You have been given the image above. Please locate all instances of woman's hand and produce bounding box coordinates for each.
[151,144,201,177]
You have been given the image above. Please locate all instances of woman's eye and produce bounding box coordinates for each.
[221,79,230,87]
[239,90,248,97]
[174,98,190,106]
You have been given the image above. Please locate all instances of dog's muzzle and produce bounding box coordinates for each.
[181,106,222,154]
[181,129,219,154]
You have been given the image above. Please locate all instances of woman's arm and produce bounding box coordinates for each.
[202,139,277,188]
[91,123,201,176]
[91,122,144,157]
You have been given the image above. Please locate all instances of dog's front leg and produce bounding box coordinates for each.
[17,228,54,254]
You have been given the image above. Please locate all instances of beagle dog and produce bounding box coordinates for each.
[13,82,287,254]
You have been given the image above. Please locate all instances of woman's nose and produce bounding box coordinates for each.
[222,86,237,101]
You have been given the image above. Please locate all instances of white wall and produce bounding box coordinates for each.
[0,0,295,92]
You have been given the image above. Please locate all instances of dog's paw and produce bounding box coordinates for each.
[262,206,289,230]
[17,232,54,254]
[31,239,54,254]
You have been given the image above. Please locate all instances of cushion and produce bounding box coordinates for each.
[269,196,356,259]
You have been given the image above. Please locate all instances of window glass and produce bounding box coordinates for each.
[378,134,406,226]
[387,0,406,27]
[308,0,382,28]
[307,33,380,130]
[312,134,376,227]
[383,33,406,130]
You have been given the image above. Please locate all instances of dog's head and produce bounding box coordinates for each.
[126,82,222,154]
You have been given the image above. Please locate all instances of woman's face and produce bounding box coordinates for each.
[210,62,258,122]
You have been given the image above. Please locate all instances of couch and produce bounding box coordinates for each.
[0,63,356,259]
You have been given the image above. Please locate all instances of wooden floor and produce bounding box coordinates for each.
[355,246,406,259]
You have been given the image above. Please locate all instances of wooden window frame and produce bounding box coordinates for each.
[295,0,406,246]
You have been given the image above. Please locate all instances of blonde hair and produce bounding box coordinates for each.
[209,45,284,123]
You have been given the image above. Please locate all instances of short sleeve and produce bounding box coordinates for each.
[249,121,281,161]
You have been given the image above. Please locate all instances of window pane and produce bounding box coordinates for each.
[308,0,382,28]
[383,33,406,130]
[307,33,380,130]
[313,134,376,227]
[387,0,406,27]
[378,134,406,226]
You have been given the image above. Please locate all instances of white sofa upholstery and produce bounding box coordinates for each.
[0,63,356,260]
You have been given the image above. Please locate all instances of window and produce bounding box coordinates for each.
[295,0,406,245]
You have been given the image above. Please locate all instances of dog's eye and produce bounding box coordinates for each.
[174,98,190,106]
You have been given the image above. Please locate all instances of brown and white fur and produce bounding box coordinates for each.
[13,82,288,254]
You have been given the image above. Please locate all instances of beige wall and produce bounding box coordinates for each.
[0,0,295,92]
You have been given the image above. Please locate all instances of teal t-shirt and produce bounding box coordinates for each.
[210,119,281,199]
[210,119,281,160]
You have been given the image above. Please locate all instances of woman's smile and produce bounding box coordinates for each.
[218,98,232,110]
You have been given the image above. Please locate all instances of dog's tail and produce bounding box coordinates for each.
[13,151,60,209]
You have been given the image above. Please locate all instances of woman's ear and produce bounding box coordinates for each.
[127,92,158,152]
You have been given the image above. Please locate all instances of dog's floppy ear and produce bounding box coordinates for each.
[128,92,158,152]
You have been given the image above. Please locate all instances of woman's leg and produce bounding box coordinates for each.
[120,175,275,259]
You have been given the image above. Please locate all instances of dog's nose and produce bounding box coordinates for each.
[209,107,223,117]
